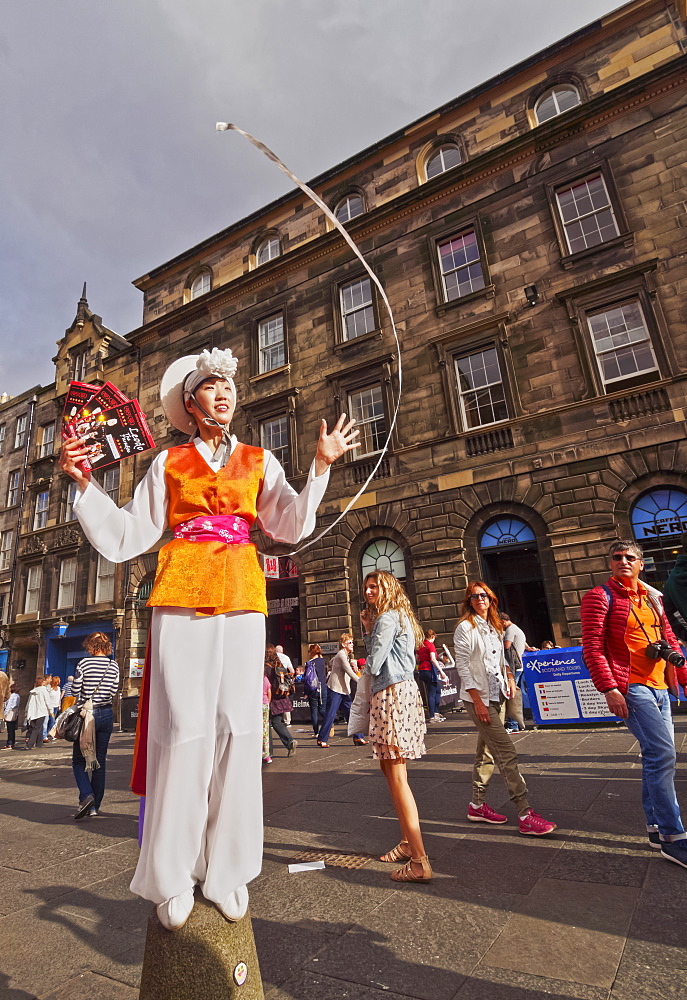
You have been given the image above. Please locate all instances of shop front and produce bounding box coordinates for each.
[44,619,115,684]
[631,487,687,587]
[264,556,301,667]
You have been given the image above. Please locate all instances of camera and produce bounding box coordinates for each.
[645,640,686,669]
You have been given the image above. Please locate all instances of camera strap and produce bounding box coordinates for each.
[629,595,663,644]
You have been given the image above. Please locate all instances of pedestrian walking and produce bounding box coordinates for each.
[361,570,432,883]
[3,685,20,749]
[303,643,327,736]
[262,669,272,764]
[454,582,557,836]
[581,539,687,867]
[46,676,62,739]
[23,678,52,750]
[0,669,9,740]
[317,635,367,747]
[416,629,449,722]
[266,646,297,756]
[275,645,295,726]
[500,612,530,733]
[71,632,119,820]
[61,675,76,711]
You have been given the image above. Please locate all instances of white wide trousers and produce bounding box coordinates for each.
[129,607,265,907]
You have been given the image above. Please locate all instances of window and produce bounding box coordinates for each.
[95,554,115,603]
[100,466,120,502]
[57,556,77,609]
[348,385,386,457]
[190,272,211,300]
[535,85,581,124]
[24,564,42,614]
[426,144,463,180]
[260,415,290,475]
[587,301,658,387]
[256,235,281,266]
[39,423,55,458]
[340,277,375,341]
[258,314,286,373]
[0,590,7,625]
[361,539,406,579]
[455,347,509,429]
[0,425,6,453]
[555,174,619,255]
[335,194,364,224]
[73,350,88,382]
[33,490,49,530]
[6,471,20,507]
[480,517,536,548]
[0,530,12,571]
[14,415,27,450]
[62,480,79,522]
[437,229,485,302]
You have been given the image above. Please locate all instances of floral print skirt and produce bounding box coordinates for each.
[369,678,427,761]
[262,704,270,758]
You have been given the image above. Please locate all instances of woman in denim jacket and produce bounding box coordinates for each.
[361,570,431,882]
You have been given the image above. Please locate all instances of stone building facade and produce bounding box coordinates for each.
[3,0,687,687]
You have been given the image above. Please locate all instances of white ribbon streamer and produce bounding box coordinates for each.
[216,122,402,556]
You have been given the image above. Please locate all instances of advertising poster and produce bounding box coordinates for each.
[522,646,623,725]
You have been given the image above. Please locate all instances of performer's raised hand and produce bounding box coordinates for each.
[58,436,92,490]
[314,414,360,476]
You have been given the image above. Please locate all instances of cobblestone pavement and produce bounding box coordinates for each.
[1,713,687,999]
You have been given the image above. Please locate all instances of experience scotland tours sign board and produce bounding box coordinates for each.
[522,647,623,726]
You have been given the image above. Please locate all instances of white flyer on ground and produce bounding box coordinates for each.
[534,680,579,721]
[575,678,615,718]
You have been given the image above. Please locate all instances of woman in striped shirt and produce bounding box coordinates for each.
[71,632,119,820]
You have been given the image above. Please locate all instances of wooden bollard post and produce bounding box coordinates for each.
[139,888,264,1000]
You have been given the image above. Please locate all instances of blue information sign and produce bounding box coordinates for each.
[522,646,623,726]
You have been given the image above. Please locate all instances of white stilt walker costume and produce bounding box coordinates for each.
[64,348,359,929]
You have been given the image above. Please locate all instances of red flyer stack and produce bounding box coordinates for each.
[62,380,156,472]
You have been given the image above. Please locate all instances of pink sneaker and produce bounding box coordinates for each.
[519,809,557,836]
[467,802,508,824]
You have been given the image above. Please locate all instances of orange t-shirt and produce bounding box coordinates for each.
[621,581,667,688]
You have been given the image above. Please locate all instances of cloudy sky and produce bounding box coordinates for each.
[1,0,626,396]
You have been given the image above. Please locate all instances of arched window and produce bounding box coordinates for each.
[534,85,581,124]
[189,272,211,300]
[334,193,364,224]
[479,517,536,549]
[631,487,687,586]
[256,235,281,267]
[425,144,463,181]
[361,539,406,580]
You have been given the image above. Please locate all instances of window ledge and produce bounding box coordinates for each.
[249,363,291,385]
[559,232,634,270]
[334,329,383,354]
[436,284,495,317]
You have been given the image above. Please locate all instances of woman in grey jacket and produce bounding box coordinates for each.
[362,570,431,882]
[454,581,557,836]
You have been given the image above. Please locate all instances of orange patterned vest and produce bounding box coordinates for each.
[147,442,267,616]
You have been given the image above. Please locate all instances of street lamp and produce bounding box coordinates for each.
[55,618,69,638]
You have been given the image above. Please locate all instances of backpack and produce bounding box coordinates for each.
[303,658,319,693]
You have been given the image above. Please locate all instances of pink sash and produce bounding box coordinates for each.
[173,514,251,544]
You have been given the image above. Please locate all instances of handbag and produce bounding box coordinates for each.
[55,664,111,742]
[4,707,17,723]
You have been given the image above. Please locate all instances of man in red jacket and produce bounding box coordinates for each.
[581,539,687,868]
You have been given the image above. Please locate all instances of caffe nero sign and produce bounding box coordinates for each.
[631,488,687,540]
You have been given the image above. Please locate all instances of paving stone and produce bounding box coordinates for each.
[436,837,561,894]
[543,845,649,887]
[264,970,417,1000]
[39,971,139,1000]
[304,891,511,1000]
[481,877,639,988]
[456,966,610,999]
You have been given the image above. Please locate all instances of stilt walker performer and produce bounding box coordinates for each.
[59,347,359,930]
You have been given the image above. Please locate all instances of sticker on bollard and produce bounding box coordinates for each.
[234,962,248,986]
[522,646,623,725]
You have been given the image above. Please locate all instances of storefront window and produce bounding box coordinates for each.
[631,487,687,586]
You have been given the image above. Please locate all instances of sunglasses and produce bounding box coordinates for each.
[470,593,490,600]
[611,554,640,563]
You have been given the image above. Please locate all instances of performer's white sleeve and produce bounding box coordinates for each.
[72,452,169,563]
[256,451,329,544]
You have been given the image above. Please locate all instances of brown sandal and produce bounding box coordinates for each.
[390,855,432,883]
[380,842,412,863]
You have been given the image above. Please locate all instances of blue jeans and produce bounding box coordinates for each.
[306,687,328,734]
[72,705,114,810]
[624,684,686,842]
[317,690,351,743]
[419,672,441,716]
